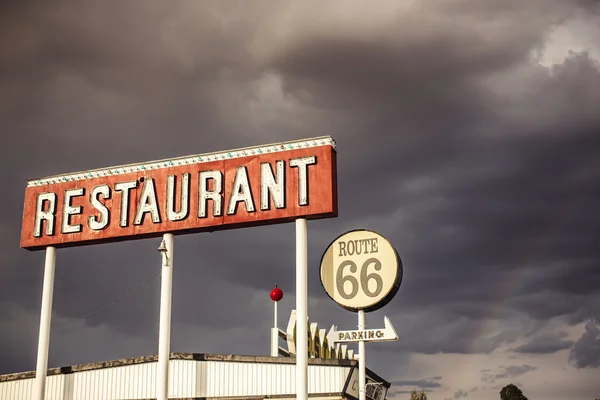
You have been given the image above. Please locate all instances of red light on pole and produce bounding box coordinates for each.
[270,284,283,302]
[270,284,283,357]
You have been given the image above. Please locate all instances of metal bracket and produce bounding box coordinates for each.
[157,239,169,267]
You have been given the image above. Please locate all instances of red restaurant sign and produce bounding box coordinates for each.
[21,137,337,250]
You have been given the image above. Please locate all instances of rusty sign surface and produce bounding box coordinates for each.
[21,137,337,250]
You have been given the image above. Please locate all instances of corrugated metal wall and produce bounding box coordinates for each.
[0,360,351,400]
[196,361,348,397]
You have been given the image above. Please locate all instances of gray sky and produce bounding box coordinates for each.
[1,1,600,399]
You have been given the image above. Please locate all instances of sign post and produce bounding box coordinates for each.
[357,310,366,400]
[320,230,402,400]
[33,246,56,400]
[156,234,174,400]
[296,218,308,400]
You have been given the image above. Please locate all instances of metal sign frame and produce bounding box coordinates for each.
[24,137,338,400]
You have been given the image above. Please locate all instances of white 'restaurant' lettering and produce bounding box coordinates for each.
[227,166,255,214]
[260,161,285,210]
[88,185,110,230]
[134,178,161,225]
[114,181,138,227]
[29,154,322,239]
[166,173,190,221]
[61,188,84,234]
[290,156,316,206]
[198,170,222,218]
[33,192,57,237]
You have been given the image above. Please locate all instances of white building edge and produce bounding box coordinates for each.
[0,352,390,400]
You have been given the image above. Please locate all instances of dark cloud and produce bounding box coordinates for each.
[0,3,599,400]
[570,319,600,368]
[369,310,527,355]
[481,365,538,385]
[510,331,574,354]
[495,365,538,379]
[453,389,469,399]
[391,376,443,390]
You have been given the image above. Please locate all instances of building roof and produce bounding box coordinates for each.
[0,352,390,400]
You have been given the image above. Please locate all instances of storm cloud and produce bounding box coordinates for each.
[511,331,575,354]
[1,1,599,399]
[570,320,600,368]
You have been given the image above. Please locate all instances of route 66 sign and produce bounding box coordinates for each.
[319,229,402,312]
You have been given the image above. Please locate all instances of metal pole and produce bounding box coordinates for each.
[271,300,279,357]
[33,246,56,400]
[296,218,308,400]
[274,299,278,328]
[358,310,366,400]
[157,233,174,400]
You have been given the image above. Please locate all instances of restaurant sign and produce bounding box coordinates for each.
[21,137,337,250]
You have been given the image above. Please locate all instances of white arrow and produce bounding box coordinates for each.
[327,316,398,344]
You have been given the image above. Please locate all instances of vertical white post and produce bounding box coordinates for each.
[274,299,278,328]
[296,218,308,400]
[157,233,174,400]
[271,300,279,357]
[33,246,56,400]
[358,310,366,400]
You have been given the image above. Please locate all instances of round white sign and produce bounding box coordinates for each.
[319,229,402,312]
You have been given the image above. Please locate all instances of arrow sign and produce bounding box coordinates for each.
[327,316,398,344]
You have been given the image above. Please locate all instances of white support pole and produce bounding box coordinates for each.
[358,310,366,400]
[157,233,174,400]
[274,299,278,329]
[295,218,308,400]
[33,246,56,400]
[271,300,279,357]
